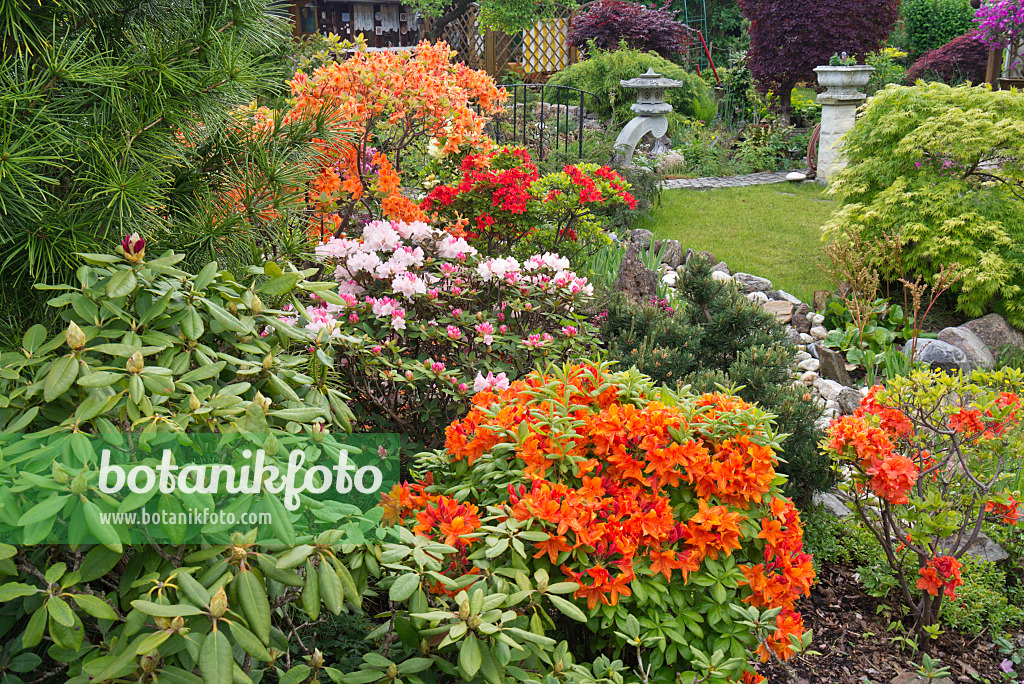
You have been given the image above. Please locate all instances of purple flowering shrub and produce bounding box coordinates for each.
[281,220,599,447]
[974,0,1024,74]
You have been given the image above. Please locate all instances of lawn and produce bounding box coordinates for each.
[641,182,836,303]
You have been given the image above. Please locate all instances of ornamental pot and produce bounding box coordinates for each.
[813,65,875,100]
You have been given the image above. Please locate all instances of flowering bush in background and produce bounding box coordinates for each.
[394,362,815,682]
[280,41,506,237]
[300,220,599,446]
[974,0,1024,49]
[824,367,1024,632]
[421,146,636,262]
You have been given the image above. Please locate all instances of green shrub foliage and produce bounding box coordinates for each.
[903,0,977,56]
[548,45,717,125]
[598,256,831,499]
[825,83,1024,326]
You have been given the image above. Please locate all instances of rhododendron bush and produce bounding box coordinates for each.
[421,146,636,262]
[824,367,1024,632]
[371,363,815,683]
[292,220,598,446]
[279,41,505,237]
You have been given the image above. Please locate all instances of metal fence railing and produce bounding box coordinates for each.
[490,83,598,161]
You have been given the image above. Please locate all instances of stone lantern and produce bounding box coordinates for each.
[613,68,683,164]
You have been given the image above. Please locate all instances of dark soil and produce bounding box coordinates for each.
[758,563,1005,684]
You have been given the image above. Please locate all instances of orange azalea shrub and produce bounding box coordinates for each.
[384,362,814,682]
[283,41,505,238]
[823,367,1024,632]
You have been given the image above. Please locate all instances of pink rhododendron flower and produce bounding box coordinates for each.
[474,371,510,393]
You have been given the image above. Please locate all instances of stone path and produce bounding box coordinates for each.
[660,170,794,190]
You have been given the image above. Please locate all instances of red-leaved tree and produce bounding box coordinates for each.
[737,0,900,122]
[568,0,692,59]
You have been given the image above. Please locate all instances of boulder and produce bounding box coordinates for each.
[798,358,819,372]
[818,346,854,386]
[614,242,658,304]
[659,240,684,268]
[813,377,844,403]
[629,228,654,248]
[813,289,831,312]
[768,289,803,306]
[962,531,1009,563]
[796,302,810,316]
[711,261,730,275]
[747,291,769,306]
[733,272,772,293]
[786,327,803,345]
[762,300,794,323]
[786,171,808,182]
[838,387,862,415]
[661,270,678,287]
[799,370,818,385]
[650,134,673,157]
[937,326,994,369]
[791,312,812,334]
[809,325,828,341]
[711,270,733,283]
[962,313,1024,352]
[905,338,971,374]
[812,491,852,517]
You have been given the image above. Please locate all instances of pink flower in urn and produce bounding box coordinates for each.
[121,233,146,263]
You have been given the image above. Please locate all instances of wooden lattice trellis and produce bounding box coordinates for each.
[428,2,595,82]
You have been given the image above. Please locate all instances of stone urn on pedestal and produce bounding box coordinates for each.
[814,64,874,182]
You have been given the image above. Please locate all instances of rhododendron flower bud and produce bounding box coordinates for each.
[209,586,228,618]
[120,233,146,263]
[189,393,201,412]
[349,313,359,324]
[447,325,461,340]
[250,294,263,315]
[126,351,144,374]
[500,325,508,334]
[372,345,382,355]
[312,422,327,443]
[405,370,415,381]
[458,383,469,393]
[66,321,86,351]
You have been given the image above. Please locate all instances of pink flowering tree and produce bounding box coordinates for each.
[975,0,1024,76]
[277,220,599,447]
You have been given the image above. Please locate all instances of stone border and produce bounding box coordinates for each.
[659,170,794,190]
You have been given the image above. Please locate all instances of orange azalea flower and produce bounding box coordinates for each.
[533,533,573,564]
[869,454,918,505]
[684,499,745,561]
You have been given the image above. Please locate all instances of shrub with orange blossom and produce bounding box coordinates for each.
[382,361,815,682]
[823,367,1024,633]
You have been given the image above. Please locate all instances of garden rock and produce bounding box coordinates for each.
[937,326,994,369]
[769,289,803,306]
[798,358,819,372]
[818,346,854,386]
[662,271,678,287]
[791,312,812,333]
[615,243,659,304]
[813,290,831,312]
[799,332,814,344]
[747,291,769,306]
[786,171,808,182]
[838,387,862,415]
[659,240,684,268]
[629,228,654,248]
[650,134,673,157]
[711,261,730,275]
[813,491,852,517]
[961,531,1009,563]
[810,313,825,326]
[809,325,828,340]
[800,371,818,386]
[711,270,733,283]
[905,338,971,373]
[762,300,794,323]
[814,377,844,403]
[733,272,772,293]
[962,312,1024,351]
[685,248,717,267]
[786,327,803,345]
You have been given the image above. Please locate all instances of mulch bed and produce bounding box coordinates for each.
[759,563,1004,683]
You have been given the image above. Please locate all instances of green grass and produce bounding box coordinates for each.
[641,183,836,303]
